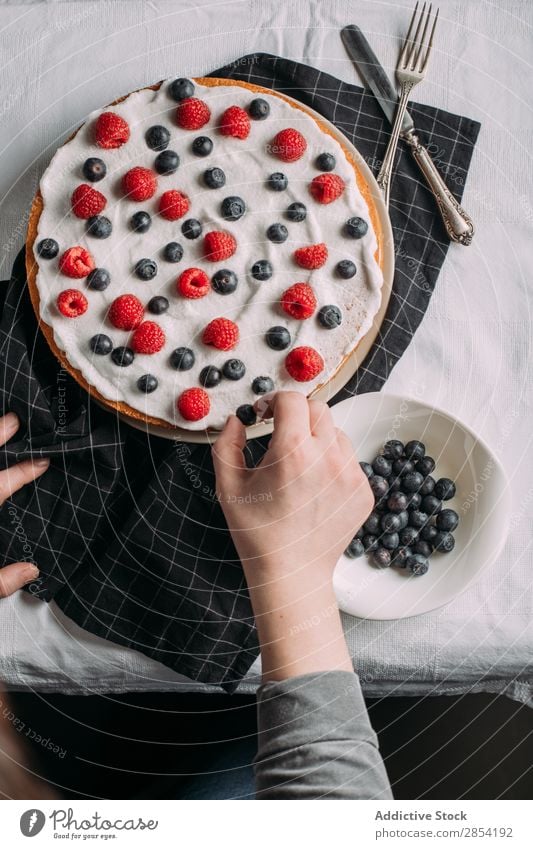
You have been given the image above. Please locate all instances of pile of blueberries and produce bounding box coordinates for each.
[345,439,459,576]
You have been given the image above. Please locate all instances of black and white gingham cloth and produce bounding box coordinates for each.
[0,54,480,690]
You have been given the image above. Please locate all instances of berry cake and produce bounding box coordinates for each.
[26,77,384,431]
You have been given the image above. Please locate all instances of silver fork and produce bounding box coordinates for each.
[377,2,439,206]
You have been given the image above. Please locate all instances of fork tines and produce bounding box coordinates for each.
[400,2,440,73]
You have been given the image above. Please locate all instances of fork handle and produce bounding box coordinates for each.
[376,81,414,207]
[403,130,475,245]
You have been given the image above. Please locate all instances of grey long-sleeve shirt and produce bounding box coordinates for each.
[254,670,393,799]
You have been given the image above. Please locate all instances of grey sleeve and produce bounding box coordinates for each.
[254,670,393,799]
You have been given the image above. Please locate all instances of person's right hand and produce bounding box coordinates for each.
[0,412,49,598]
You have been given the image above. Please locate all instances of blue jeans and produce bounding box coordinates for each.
[178,736,257,800]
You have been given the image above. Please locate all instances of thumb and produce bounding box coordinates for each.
[212,415,246,489]
[0,563,39,598]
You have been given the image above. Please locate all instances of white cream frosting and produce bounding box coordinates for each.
[33,79,383,430]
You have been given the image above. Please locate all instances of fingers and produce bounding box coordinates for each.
[0,457,50,505]
[0,412,20,446]
[258,391,311,446]
[0,562,39,598]
[212,415,246,486]
[308,400,335,439]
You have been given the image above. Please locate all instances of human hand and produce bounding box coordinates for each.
[0,412,49,598]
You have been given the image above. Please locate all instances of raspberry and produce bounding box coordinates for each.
[177,267,210,299]
[71,184,107,219]
[280,283,317,320]
[122,167,158,202]
[95,112,130,149]
[59,246,95,278]
[202,317,239,351]
[176,97,211,130]
[108,294,144,330]
[270,128,307,162]
[285,346,324,382]
[203,230,237,263]
[131,321,165,354]
[293,243,328,270]
[177,387,211,422]
[57,289,88,318]
[309,173,345,204]
[159,190,190,220]
[219,105,250,139]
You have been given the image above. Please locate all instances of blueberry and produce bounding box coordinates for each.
[137,374,158,393]
[414,540,433,558]
[155,149,179,175]
[315,152,336,172]
[388,477,402,492]
[111,346,134,367]
[251,260,273,281]
[252,376,274,395]
[387,491,409,513]
[266,326,291,350]
[37,238,59,259]
[393,458,414,476]
[86,268,111,290]
[286,202,307,222]
[336,259,357,279]
[267,223,288,243]
[416,456,436,476]
[419,524,438,544]
[402,471,424,493]
[360,461,373,479]
[192,136,213,157]
[222,359,246,381]
[382,439,405,460]
[436,509,459,532]
[211,268,238,295]
[364,512,381,535]
[86,215,112,238]
[406,554,429,576]
[373,547,392,568]
[373,455,392,478]
[400,526,418,547]
[369,475,388,500]
[391,546,412,568]
[199,366,222,388]
[221,196,246,221]
[89,334,112,355]
[404,440,426,461]
[345,538,364,558]
[135,258,157,280]
[181,218,202,239]
[381,513,402,533]
[130,211,152,233]
[397,510,410,530]
[318,305,342,329]
[433,531,455,553]
[145,125,171,151]
[363,534,379,552]
[419,476,435,496]
[169,77,194,101]
[236,404,257,426]
[381,532,400,551]
[434,478,456,501]
[170,347,195,370]
[163,242,183,263]
[267,172,288,191]
[203,167,226,189]
[344,216,369,238]
[409,509,428,529]
[407,492,422,510]
[249,98,270,120]
[422,495,442,515]
[82,157,107,182]
[147,296,169,315]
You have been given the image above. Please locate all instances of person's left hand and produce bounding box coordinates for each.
[0,412,49,598]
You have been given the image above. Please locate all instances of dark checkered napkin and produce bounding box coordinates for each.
[0,54,479,691]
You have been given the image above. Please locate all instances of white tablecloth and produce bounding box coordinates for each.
[0,0,531,704]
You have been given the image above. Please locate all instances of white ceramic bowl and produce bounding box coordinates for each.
[331,392,511,620]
